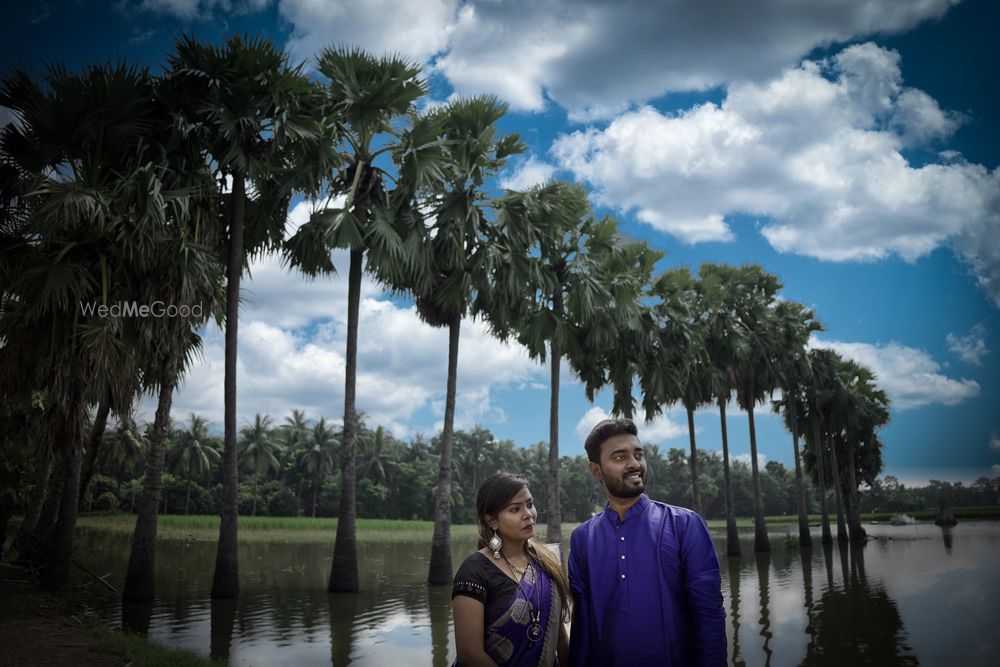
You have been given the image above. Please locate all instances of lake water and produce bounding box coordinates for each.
[74,521,1000,666]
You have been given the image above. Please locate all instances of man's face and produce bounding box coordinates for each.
[589,433,646,499]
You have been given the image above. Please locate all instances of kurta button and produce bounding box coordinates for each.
[619,536,624,541]
[620,555,626,559]
[620,574,626,579]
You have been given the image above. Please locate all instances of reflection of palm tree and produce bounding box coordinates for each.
[727,556,746,667]
[755,552,773,665]
[210,597,239,663]
[328,588,361,666]
[803,544,917,665]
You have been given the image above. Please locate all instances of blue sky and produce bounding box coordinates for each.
[3,0,998,486]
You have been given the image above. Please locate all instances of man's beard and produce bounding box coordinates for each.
[602,469,645,499]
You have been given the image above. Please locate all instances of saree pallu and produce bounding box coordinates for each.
[484,563,561,666]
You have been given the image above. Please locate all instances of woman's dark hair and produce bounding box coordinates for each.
[474,472,571,622]
[584,417,638,463]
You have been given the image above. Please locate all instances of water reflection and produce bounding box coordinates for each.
[72,522,1000,666]
[801,543,917,665]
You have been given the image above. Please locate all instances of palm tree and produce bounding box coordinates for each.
[698,263,749,557]
[300,417,338,518]
[404,96,530,585]
[239,414,281,516]
[802,348,844,543]
[170,414,221,515]
[643,267,710,514]
[508,182,608,544]
[284,47,424,592]
[728,264,783,553]
[167,34,331,598]
[0,61,168,591]
[771,301,823,548]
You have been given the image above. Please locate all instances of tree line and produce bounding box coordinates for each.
[0,33,914,600]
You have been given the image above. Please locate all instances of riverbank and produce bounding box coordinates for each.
[0,561,219,667]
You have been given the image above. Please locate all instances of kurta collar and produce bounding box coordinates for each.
[603,493,651,525]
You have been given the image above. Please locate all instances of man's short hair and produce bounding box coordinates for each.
[584,417,639,463]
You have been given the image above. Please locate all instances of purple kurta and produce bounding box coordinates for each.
[568,494,726,666]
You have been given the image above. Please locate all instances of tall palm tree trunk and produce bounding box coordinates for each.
[34,443,68,545]
[844,437,866,542]
[686,405,701,514]
[42,414,84,592]
[329,248,362,592]
[78,394,111,505]
[312,467,321,518]
[719,398,740,557]
[812,417,832,544]
[42,365,86,592]
[790,403,811,548]
[252,469,258,517]
[123,345,180,601]
[185,475,192,516]
[428,315,460,585]
[546,327,562,545]
[747,404,770,552]
[212,171,246,599]
[17,439,52,549]
[827,435,848,543]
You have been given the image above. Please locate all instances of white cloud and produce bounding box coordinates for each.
[947,325,989,365]
[434,0,955,116]
[552,43,1000,302]
[499,156,557,191]
[732,452,767,469]
[573,406,685,446]
[280,0,458,66]
[140,200,546,436]
[132,0,270,21]
[989,433,1000,454]
[812,337,980,410]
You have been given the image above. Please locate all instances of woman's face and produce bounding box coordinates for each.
[489,485,537,544]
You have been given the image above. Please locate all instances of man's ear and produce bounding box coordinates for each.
[589,461,603,483]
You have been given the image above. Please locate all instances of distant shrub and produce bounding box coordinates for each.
[93,491,119,513]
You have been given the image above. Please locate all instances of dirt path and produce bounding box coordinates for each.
[0,562,123,667]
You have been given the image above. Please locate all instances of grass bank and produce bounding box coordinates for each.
[73,507,1000,544]
[0,562,218,667]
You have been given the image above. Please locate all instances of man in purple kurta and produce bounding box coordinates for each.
[568,418,726,666]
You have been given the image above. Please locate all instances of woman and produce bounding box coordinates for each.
[452,472,570,666]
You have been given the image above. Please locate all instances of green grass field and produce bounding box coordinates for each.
[71,507,999,544]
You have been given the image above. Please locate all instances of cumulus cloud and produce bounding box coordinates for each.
[130,0,270,21]
[947,325,989,365]
[500,156,557,191]
[574,406,685,446]
[434,0,955,116]
[552,43,1000,302]
[281,0,457,66]
[140,200,545,435]
[812,337,980,410]
[732,452,767,469]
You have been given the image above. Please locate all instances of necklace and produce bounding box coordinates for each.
[502,552,543,643]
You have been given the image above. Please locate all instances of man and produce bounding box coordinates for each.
[568,418,726,666]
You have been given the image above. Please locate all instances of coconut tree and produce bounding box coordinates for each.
[239,414,281,516]
[284,47,424,592]
[166,34,331,598]
[802,348,844,543]
[170,414,221,515]
[300,417,338,518]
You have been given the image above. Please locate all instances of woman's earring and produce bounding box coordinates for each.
[489,527,502,559]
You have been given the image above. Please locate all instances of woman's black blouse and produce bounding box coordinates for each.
[452,552,518,627]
